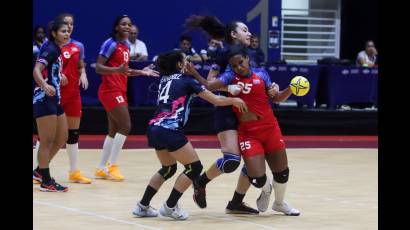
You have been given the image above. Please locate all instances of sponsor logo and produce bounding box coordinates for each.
[342,69,349,75]
[63,51,70,58]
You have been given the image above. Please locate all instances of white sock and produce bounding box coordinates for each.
[262,175,272,193]
[98,135,114,169]
[33,140,40,170]
[109,133,127,165]
[66,143,79,172]
[272,180,287,205]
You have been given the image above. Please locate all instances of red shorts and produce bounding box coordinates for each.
[238,124,286,158]
[98,89,128,112]
[60,92,82,117]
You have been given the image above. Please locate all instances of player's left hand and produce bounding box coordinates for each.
[79,73,89,90]
[268,83,279,98]
[61,73,68,86]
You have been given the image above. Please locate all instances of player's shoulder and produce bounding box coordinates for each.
[101,37,117,48]
[70,39,84,47]
[252,67,269,76]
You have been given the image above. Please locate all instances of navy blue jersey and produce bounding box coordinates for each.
[149,74,206,130]
[33,41,62,104]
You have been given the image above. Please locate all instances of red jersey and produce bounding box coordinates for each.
[60,39,85,95]
[98,38,130,93]
[219,68,278,131]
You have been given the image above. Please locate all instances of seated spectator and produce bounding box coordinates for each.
[248,35,265,67]
[356,40,377,67]
[200,38,224,62]
[33,26,47,62]
[175,35,202,62]
[129,25,148,61]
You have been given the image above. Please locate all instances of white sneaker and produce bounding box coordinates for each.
[132,201,158,217]
[159,202,189,220]
[256,183,272,212]
[272,201,300,216]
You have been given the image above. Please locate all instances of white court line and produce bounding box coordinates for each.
[203,215,278,230]
[34,200,161,230]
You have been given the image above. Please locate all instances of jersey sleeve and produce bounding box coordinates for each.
[37,43,59,67]
[98,39,117,59]
[255,68,272,89]
[217,70,235,86]
[186,76,206,94]
[75,41,85,60]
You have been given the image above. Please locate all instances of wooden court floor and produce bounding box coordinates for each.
[33,148,377,230]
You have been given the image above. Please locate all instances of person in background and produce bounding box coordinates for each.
[248,35,265,67]
[128,24,148,61]
[200,38,224,62]
[175,35,202,62]
[356,40,377,67]
[33,26,48,63]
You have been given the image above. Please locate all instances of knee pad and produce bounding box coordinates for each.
[273,168,289,184]
[183,161,203,181]
[249,174,267,188]
[158,164,177,180]
[216,152,241,173]
[67,129,80,144]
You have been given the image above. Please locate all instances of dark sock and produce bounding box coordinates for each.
[39,168,51,183]
[231,191,245,205]
[197,173,211,187]
[166,188,183,208]
[140,185,158,206]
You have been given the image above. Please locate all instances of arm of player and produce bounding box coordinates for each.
[78,60,89,90]
[271,86,293,103]
[185,62,226,91]
[95,55,128,75]
[33,62,55,96]
[128,64,160,77]
[198,89,248,113]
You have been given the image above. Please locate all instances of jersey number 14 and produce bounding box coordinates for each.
[158,81,172,103]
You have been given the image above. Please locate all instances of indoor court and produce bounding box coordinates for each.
[33,145,377,230]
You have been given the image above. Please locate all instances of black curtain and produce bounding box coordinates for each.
[340,0,378,61]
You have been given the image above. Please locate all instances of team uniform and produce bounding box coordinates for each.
[147,74,205,151]
[218,67,286,158]
[211,46,256,133]
[33,41,63,119]
[60,39,85,117]
[97,38,130,111]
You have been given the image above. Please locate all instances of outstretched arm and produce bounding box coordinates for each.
[198,89,248,113]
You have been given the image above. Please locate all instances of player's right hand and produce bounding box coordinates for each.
[43,84,56,96]
[60,73,68,86]
[117,63,128,74]
[184,62,198,76]
[232,98,248,113]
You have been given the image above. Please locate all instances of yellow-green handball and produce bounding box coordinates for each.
[290,76,310,96]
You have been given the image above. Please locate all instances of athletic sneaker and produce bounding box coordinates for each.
[107,164,125,181]
[225,201,259,215]
[69,170,92,184]
[159,202,189,220]
[256,183,272,212]
[132,201,158,217]
[192,180,207,208]
[33,169,42,183]
[95,165,124,181]
[272,201,300,216]
[39,178,68,192]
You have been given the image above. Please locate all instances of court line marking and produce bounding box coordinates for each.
[203,214,278,230]
[33,200,162,230]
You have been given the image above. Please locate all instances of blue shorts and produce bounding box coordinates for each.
[214,106,238,134]
[33,97,64,119]
[147,125,188,152]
